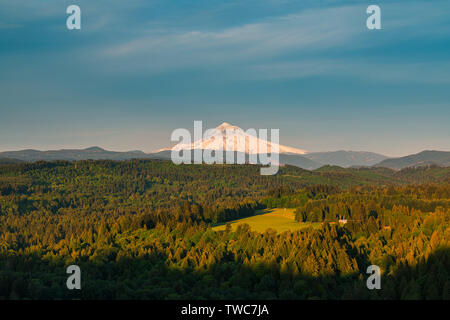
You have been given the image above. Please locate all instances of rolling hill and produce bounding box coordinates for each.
[0,147,150,162]
[150,150,322,170]
[0,158,24,165]
[374,150,450,170]
[303,150,388,168]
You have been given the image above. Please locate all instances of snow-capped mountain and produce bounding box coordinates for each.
[0,122,399,170]
[155,122,307,155]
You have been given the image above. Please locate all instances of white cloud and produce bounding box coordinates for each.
[100,6,362,72]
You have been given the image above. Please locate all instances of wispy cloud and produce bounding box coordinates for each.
[100,6,361,72]
[0,22,22,29]
[246,60,450,84]
[93,1,450,84]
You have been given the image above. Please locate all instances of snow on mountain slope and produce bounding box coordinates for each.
[156,122,307,155]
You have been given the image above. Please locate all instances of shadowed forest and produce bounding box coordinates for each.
[0,160,448,299]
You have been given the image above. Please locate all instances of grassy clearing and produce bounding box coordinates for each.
[212,208,321,233]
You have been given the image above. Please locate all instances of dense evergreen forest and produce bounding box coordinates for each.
[0,160,449,299]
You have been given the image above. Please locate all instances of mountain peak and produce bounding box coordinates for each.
[84,146,105,152]
[155,122,307,155]
[217,122,236,129]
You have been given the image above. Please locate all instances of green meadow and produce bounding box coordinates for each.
[212,208,321,233]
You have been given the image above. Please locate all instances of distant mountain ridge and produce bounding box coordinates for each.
[148,149,321,170]
[1,121,448,170]
[0,147,150,162]
[303,150,388,168]
[374,150,450,170]
[0,158,24,165]
[154,123,389,169]
[1,147,449,170]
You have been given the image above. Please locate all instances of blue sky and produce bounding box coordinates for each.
[0,0,449,156]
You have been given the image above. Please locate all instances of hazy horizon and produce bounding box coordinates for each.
[0,119,449,158]
[0,127,449,159]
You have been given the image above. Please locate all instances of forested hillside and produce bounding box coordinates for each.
[0,160,448,299]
